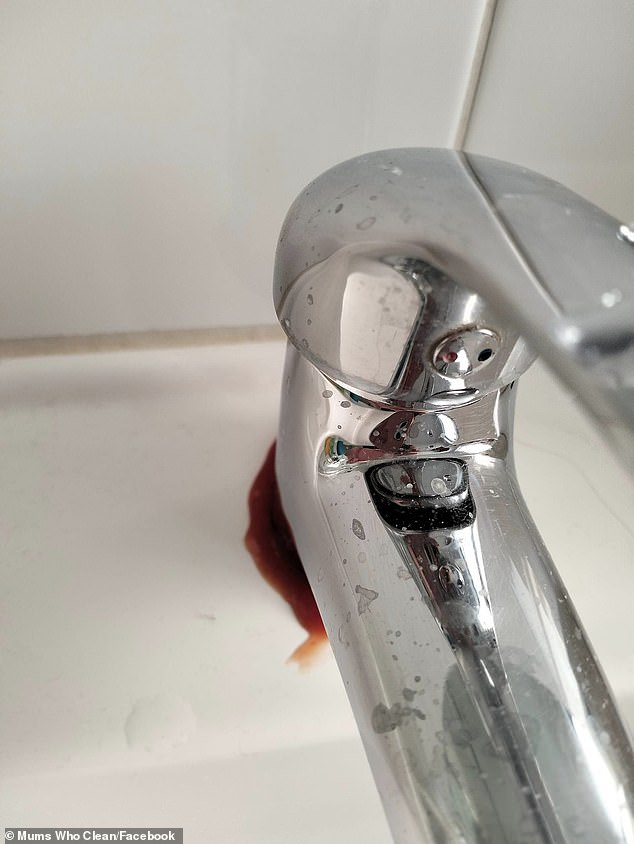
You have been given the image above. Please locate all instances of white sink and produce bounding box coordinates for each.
[1,340,632,840]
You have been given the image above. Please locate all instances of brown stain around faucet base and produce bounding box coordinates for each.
[245,441,328,667]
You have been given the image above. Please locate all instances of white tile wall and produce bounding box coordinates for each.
[465,0,634,221]
[0,0,486,339]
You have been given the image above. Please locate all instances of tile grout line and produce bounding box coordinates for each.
[452,0,499,151]
[0,324,285,359]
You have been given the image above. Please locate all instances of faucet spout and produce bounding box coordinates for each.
[273,149,634,843]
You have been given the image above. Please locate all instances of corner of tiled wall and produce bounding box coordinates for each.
[464,0,634,222]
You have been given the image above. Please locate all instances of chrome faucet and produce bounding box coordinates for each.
[273,148,634,843]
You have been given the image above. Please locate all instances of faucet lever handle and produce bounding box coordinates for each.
[274,148,634,457]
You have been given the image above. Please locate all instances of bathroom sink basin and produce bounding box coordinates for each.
[0,340,632,840]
